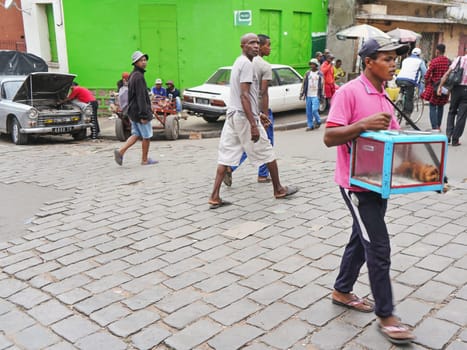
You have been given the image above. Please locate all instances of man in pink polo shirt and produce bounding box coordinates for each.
[323,37,415,345]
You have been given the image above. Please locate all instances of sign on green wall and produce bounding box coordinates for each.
[234,10,252,26]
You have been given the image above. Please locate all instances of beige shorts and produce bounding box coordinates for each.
[218,111,275,168]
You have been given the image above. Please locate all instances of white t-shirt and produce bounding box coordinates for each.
[253,55,272,107]
[228,55,259,116]
[307,71,320,97]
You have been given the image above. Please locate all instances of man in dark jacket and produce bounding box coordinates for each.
[114,51,158,166]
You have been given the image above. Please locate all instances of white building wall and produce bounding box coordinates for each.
[21,0,68,73]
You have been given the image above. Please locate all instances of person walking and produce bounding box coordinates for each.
[114,51,157,166]
[396,48,427,118]
[63,82,100,140]
[323,37,415,345]
[300,58,323,131]
[208,33,297,209]
[437,50,467,146]
[224,34,275,186]
[421,44,450,130]
[321,53,336,104]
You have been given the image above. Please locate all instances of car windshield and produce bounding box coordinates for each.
[2,81,23,100]
[206,69,231,85]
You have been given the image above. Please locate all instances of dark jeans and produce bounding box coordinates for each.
[429,103,444,129]
[396,80,415,115]
[334,187,393,318]
[446,85,467,144]
[90,100,100,139]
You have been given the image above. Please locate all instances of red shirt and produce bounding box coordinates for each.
[68,86,96,103]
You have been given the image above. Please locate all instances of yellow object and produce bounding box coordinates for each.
[385,87,400,102]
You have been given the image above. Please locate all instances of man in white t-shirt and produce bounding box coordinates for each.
[300,58,324,131]
[207,33,297,209]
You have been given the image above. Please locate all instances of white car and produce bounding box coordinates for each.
[182,64,305,122]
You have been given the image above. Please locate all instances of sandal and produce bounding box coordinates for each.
[208,199,232,210]
[332,293,374,313]
[257,176,271,183]
[142,158,158,165]
[114,149,123,166]
[274,185,298,199]
[378,323,415,345]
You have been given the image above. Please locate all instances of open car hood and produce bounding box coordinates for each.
[13,72,76,102]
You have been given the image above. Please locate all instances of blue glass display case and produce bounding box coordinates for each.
[350,130,448,198]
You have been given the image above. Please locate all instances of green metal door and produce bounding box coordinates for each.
[139,4,179,88]
[259,10,281,64]
[292,11,311,67]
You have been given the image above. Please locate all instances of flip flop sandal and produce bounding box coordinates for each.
[275,185,298,199]
[114,149,123,166]
[378,323,415,345]
[208,199,232,209]
[332,296,374,313]
[257,177,271,183]
[142,158,158,165]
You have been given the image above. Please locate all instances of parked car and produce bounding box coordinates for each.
[0,72,93,145]
[182,64,305,122]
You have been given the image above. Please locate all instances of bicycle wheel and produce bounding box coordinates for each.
[411,90,424,124]
[395,96,404,124]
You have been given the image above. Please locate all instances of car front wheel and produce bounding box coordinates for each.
[203,116,220,123]
[72,129,87,141]
[10,118,29,145]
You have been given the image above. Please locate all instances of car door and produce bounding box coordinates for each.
[272,67,304,112]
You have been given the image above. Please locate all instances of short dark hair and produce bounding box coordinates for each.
[361,52,378,70]
[257,34,270,46]
[436,44,446,54]
[71,82,78,86]
[336,59,342,64]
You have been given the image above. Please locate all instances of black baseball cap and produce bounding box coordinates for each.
[358,37,408,59]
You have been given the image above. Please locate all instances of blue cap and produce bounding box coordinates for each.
[359,37,408,59]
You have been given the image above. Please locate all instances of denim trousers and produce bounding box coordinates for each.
[429,103,444,129]
[306,96,321,128]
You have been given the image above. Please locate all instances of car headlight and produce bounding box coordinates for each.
[84,105,93,115]
[27,108,38,119]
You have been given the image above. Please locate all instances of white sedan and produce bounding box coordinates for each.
[182,64,305,122]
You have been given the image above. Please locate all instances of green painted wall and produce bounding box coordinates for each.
[63,0,328,90]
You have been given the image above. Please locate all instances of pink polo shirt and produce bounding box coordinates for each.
[326,74,400,190]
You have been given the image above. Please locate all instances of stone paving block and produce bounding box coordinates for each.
[210,299,262,326]
[261,319,311,349]
[434,266,467,287]
[238,269,283,290]
[28,299,73,326]
[229,258,272,278]
[0,309,35,333]
[230,245,270,263]
[282,265,325,288]
[192,235,229,251]
[204,284,252,308]
[436,298,467,326]
[35,238,77,253]
[159,246,201,264]
[196,245,236,262]
[436,243,467,259]
[52,315,100,343]
[122,248,163,265]
[160,257,203,277]
[75,289,126,315]
[261,245,298,263]
[57,248,101,266]
[51,260,99,280]
[164,319,222,350]
[283,283,329,309]
[82,272,132,294]
[412,280,456,304]
[0,278,27,298]
[85,260,130,279]
[221,221,268,240]
[299,298,344,326]
[353,322,392,350]
[95,237,134,253]
[395,298,435,327]
[157,237,196,252]
[57,288,92,305]
[89,303,130,327]
[15,261,61,282]
[162,270,209,290]
[120,272,166,294]
[75,331,126,350]
[391,253,421,272]
[6,239,46,254]
[194,271,240,293]
[395,266,437,286]
[131,325,172,350]
[247,302,298,330]
[270,255,311,274]
[312,254,342,270]
[8,287,50,309]
[108,309,160,337]
[0,299,13,316]
[248,281,296,306]
[13,324,61,349]
[3,256,43,275]
[163,300,215,329]
[0,334,12,349]
[414,317,459,350]
[74,235,112,249]
[309,319,359,350]
[43,274,92,295]
[403,241,439,258]
[301,243,337,260]
[242,342,275,350]
[123,285,170,311]
[227,235,261,250]
[155,288,202,313]
[208,324,264,350]
[124,258,169,278]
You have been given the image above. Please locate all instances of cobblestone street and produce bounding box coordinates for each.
[0,127,466,349]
